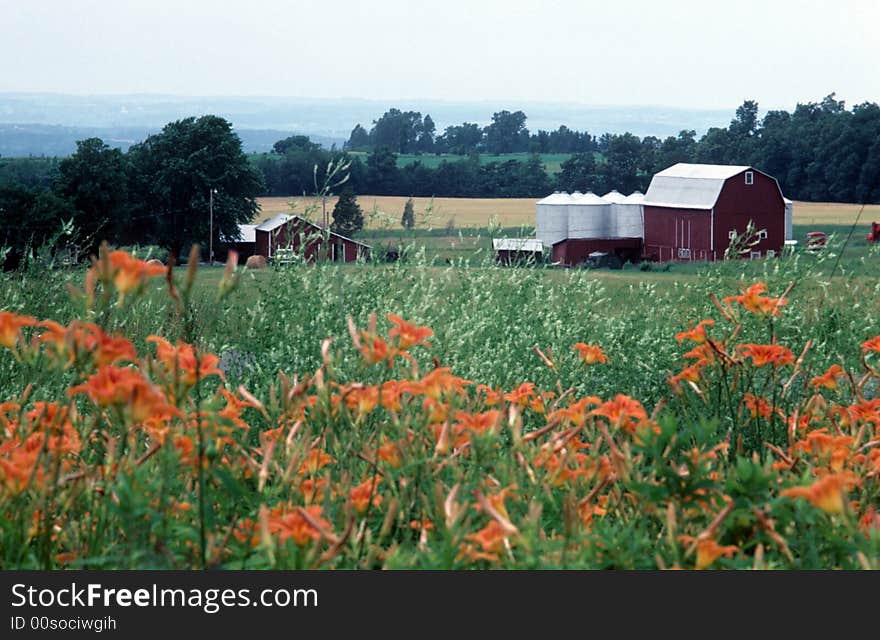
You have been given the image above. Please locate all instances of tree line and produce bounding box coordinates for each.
[0,116,264,267]
[3,94,879,267]
[345,108,597,155]
[327,95,880,203]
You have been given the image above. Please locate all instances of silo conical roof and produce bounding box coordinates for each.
[573,191,607,205]
[537,192,574,205]
[623,191,645,203]
[602,190,627,203]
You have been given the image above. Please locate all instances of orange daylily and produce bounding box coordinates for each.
[675,319,715,345]
[743,393,773,419]
[147,336,224,387]
[376,437,405,469]
[298,449,334,476]
[861,336,880,355]
[408,367,472,400]
[780,472,860,514]
[266,505,332,546]
[0,311,36,350]
[591,394,648,431]
[459,520,509,563]
[343,385,379,418]
[69,365,178,423]
[739,343,795,368]
[573,343,608,365]
[39,320,136,368]
[550,396,602,427]
[794,429,854,472]
[350,476,382,514]
[93,250,166,303]
[680,535,739,570]
[387,314,433,350]
[504,382,536,407]
[669,362,705,387]
[809,364,847,390]
[724,283,788,317]
[357,332,393,365]
[476,384,502,407]
[453,409,501,438]
[299,477,329,505]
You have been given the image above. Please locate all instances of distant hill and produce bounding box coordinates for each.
[0,123,341,157]
[0,93,733,158]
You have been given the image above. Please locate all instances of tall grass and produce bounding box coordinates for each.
[0,244,878,569]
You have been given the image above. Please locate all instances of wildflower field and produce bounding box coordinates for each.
[1,243,879,570]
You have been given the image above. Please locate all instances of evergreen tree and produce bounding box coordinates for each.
[331,187,364,236]
[401,197,415,230]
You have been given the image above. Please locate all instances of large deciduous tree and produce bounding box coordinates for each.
[127,115,264,256]
[55,137,129,251]
[557,153,598,193]
[483,110,529,154]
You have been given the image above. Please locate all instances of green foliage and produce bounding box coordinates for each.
[401,197,415,230]
[330,187,364,236]
[127,115,265,255]
[56,137,129,253]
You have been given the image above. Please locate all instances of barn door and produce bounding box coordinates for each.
[677,218,692,260]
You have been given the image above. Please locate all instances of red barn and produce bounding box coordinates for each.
[245,214,370,263]
[642,164,785,262]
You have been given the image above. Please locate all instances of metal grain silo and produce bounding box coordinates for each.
[569,191,612,239]
[612,191,645,238]
[783,197,793,241]
[535,192,571,248]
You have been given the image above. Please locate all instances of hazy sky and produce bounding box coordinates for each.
[1,0,877,110]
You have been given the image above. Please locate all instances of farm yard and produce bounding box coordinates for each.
[1,223,879,569]
[257,196,880,263]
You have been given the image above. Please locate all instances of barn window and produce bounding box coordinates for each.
[745,171,754,185]
[750,250,761,259]
[728,230,737,239]
[757,229,768,239]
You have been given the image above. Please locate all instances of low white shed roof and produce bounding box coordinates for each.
[492,238,544,252]
[238,224,257,243]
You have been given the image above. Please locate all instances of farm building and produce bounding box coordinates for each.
[233,214,370,263]
[535,190,644,266]
[642,164,785,262]
[535,163,787,265]
[492,238,544,265]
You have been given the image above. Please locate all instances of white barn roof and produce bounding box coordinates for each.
[256,214,292,231]
[493,238,544,252]
[643,163,751,210]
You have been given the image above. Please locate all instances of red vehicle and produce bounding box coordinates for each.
[867,221,880,243]
[806,231,827,252]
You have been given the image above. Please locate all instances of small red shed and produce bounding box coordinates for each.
[247,214,370,263]
[642,163,785,262]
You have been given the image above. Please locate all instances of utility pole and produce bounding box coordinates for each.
[209,188,217,264]
[322,194,329,262]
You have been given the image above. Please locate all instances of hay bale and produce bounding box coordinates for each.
[146,258,165,267]
[246,255,268,269]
